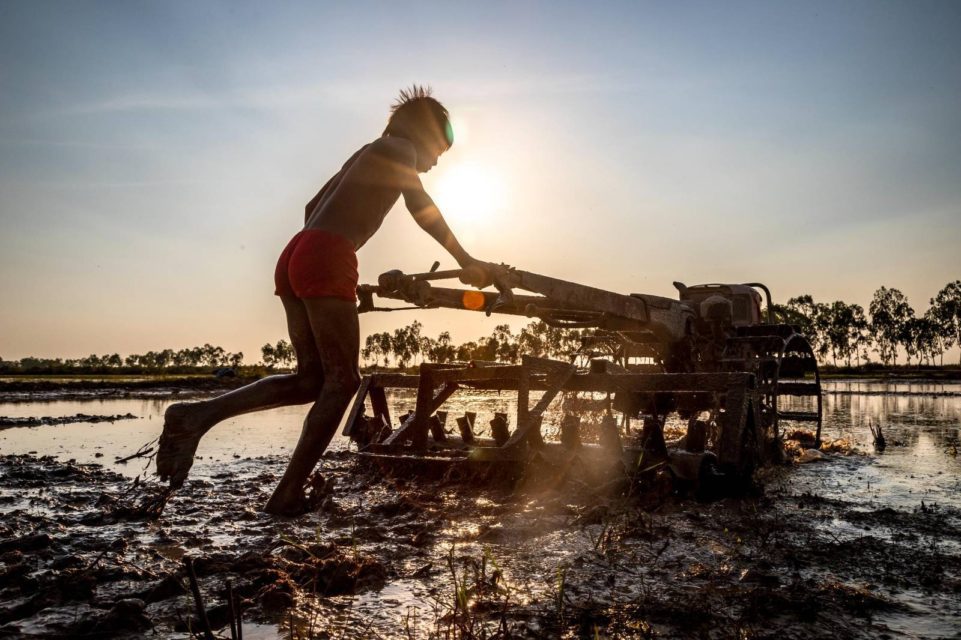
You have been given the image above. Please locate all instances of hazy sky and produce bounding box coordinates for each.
[1,1,959,361]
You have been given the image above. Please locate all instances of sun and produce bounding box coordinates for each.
[430,161,508,225]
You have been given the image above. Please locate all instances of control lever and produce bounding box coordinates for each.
[451,262,516,316]
[486,272,515,317]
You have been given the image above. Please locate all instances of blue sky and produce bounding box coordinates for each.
[1,1,959,360]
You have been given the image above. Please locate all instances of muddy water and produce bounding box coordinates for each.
[0,397,322,475]
[3,381,960,511]
[783,380,961,509]
[1,380,959,638]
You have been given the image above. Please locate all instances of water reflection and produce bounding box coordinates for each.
[1,381,959,510]
[781,381,961,512]
[0,397,170,420]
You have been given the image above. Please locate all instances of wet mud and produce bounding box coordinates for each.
[1,438,959,639]
[2,379,960,638]
[0,414,137,430]
[0,377,249,404]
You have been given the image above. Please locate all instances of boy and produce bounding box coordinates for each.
[157,86,494,515]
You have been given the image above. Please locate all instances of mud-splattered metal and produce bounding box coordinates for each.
[351,266,822,494]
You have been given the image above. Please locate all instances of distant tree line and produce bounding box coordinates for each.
[1,340,305,375]
[360,320,586,369]
[0,344,245,375]
[260,340,296,368]
[776,281,960,367]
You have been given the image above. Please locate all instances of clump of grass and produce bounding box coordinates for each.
[435,544,516,639]
[447,545,470,615]
[554,564,569,623]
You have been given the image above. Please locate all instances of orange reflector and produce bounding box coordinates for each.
[462,290,486,311]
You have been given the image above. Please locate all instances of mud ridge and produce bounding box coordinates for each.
[0,413,138,430]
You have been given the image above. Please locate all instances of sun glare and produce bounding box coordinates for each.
[431,161,508,224]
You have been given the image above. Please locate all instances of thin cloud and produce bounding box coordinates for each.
[58,85,349,116]
[0,138,156,150]
[53,73,637,118]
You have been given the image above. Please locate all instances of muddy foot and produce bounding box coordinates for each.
[263,488,309,517]
[156,403,209,489]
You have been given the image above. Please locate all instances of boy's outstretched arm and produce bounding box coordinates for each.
[402,175,474,268]
[387,138,497,287]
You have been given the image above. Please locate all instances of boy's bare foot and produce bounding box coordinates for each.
[263,486,309,517]
[156,403,210,489]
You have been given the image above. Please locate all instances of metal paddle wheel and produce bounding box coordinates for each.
[721,326,823,447]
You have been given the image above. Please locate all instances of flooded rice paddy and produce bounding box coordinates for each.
[1,380,959,638]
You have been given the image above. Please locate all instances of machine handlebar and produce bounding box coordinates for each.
[457,263,515,316]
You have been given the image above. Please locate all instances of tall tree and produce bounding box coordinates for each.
[922,308,948,366]
[375,332,393,367]
[517,322,547,358]
[786,295,830,360]
[491,324,519,363]
[915,315,940,366]
[431,331,454,363]
[172,349,191,367]
[455,340,479,362]
[272,339,295,368]
[157,349,175,369]
[869,287,913,366]
[407,321,424,364]
[200,344,226,367]
[769,303,808,327]
[829,302,870,367]
[901,317,921,366]
[930,280,961,365]
[362,334,379,367]
[260,342,277,367]
[391,326,414,368]
[847,304,872,367]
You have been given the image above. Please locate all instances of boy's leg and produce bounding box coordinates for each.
[264,297,360,515]
[157,296,323,487]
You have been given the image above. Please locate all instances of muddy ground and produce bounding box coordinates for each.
[1,438,959,639]
[0,377,250,404]
[0,415,137,430]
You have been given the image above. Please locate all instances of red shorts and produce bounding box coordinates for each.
[274,229,358,301]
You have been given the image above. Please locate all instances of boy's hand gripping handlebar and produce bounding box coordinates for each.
[458,262,515,316]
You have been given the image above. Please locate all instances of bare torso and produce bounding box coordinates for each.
[304,138,412,250]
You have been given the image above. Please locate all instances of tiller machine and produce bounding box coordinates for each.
[345,265,822,491]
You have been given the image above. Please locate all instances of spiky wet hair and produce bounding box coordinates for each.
[384,84,453,147]
[389,84,440,114]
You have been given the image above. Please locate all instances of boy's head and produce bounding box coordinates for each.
[384,85,453,172]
